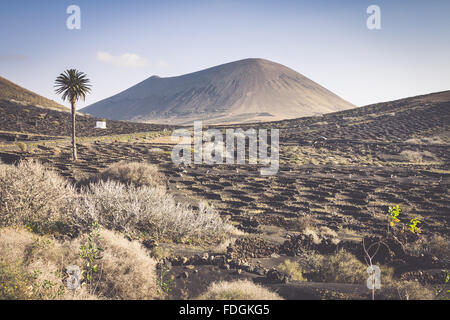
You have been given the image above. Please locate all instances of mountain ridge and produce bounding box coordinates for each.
[82,58,355,125]
[0,76,68,112]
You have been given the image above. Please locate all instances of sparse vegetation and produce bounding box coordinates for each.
[197,280,283,300]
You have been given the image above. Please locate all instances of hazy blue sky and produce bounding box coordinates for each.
[1,0,449,109]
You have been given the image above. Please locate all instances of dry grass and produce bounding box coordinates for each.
[197,280,283,300]
[97,161,166,189]
[0,160,77,235]
[0,227,160,300]
[75,180,237,244]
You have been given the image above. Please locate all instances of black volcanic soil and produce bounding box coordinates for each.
[0,99,174,142]
[0,91,449,300]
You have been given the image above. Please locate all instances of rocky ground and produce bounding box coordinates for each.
[0,91,449,299]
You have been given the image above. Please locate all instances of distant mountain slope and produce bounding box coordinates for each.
[82,58,355,125]
[245,90,450,144]
[0,76,68,112]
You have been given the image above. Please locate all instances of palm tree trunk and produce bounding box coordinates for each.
[71,99,77,161]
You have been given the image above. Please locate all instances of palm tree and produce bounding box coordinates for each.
[54,69,91,161]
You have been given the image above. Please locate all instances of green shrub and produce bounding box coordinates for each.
[304,250,366,284]
[278,260,305,281]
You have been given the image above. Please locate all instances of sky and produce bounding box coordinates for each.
[0,0,449,109]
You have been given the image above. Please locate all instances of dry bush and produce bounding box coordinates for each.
[92,229,159,299]
[427,235,450,259]
[16,142,27,152]
[405,234,450,261]
[0,160,77,235]
[197,280,283,300]
[278,260,305,281]
[0,227,95,300]
[0,227,160,300]
[405,136,443,145]
[304,250,366,284]
[74,180,236,244]
[98,161,166,189]
[292,215,315,232]
[399,150,434,163]
[318,226,338,239]
[400,150,423,162]
[384,280,435,300]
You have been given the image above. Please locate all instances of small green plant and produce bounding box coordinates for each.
[79,222,104,292]
[37,277,65,299]
[157,264,173,295]
[388,205,401,229]
[435,270,450,300]
[409,218,422,234]
[16,142,27,152]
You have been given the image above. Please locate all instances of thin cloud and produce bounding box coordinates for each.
[0,54,27,62]
[96,51,149,68]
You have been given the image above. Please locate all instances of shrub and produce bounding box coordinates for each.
[0,227,96,300]
[405,136,443,145]
[91,229,159,299]
[292,215,315,232]
[384,280,434,300]
[405,234,450,260]
[278,260,305,281]
[304,250,366,284]
[74,180,236,244]
[0,227,160,300]
[399,150,435,162]
[0,160,77,235]
[197,280,283,300]
[97,161,166,189]
[16,142,27,152]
